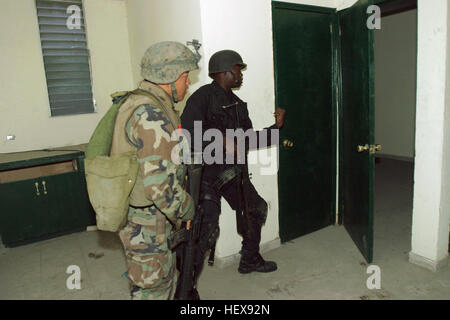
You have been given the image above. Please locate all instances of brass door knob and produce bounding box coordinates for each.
[370,144,382,154]
[283,139,294,148]
[357,144,369,152]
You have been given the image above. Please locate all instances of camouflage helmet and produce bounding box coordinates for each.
[141,41,199,84]
[208,50,247,76]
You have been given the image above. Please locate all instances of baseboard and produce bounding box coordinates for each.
[86,225,98,232]
[376,153,414,162]
[214,238,281,269]
[409,251,449,272]
[0,235,10,255]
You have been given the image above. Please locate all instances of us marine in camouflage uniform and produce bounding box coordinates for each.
[110,41,199,300]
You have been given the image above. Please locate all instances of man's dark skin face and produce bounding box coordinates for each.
[213,64,244,91]
[212,64,286,129]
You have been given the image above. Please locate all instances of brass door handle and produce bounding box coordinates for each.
[358,144,382,154]
[282,139,294,148]
[42,180,47,195]
[35,182,40,196]
[357,144,369,152]
[370,144,382,154]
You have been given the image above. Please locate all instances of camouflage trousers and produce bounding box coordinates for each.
[119,206,175,300]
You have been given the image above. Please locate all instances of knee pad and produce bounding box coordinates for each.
[197,200,220,253]
[249,199,268,225]
[199,221,220,252]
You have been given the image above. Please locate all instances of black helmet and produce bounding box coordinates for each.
[208,50,247,76]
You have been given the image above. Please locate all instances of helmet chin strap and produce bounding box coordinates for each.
[170,82,179,103]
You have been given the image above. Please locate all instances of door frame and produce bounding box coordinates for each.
[273,0,419,262]
[375,0,417,17]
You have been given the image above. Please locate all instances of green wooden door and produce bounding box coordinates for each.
[339,0,375,263]
[272,2,337,242]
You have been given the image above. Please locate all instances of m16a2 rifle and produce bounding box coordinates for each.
[167,163,203,300]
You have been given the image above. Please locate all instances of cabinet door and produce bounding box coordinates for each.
[0,179,45,245]
[43,171,94,234]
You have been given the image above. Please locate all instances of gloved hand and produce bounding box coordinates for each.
[274,107,286,128]
[178,197,195,221]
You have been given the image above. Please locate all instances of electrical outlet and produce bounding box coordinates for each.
[6,135,15,141]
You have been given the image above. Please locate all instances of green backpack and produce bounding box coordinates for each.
[84,89,178,232]
[84,91,138,232]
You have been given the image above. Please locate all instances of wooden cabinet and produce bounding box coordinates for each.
[0,148,96,247]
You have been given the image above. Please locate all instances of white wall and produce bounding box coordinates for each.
[374,10,417,159]
[125,0,206,113]
[444,0,450,227]
[198,0,280,259]
[0,0,134,153]
[281,0,336,7]
[410,0,450,271]
[336,0,358,10]
[197,0,343,261]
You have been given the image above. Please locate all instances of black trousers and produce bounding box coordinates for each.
[194,175,268,278]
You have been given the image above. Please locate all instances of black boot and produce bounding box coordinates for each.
[238,253,277,274]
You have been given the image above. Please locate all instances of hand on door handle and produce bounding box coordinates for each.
[274,108,286,128]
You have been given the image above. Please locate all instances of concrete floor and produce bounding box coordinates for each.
[0,158,449,300]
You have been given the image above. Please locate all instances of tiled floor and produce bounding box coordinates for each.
[0,159,449,300]
[0,230,130,300]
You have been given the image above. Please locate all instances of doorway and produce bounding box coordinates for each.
[373,6,417,262]
[272,0,419,264]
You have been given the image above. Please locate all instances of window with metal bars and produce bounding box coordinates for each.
[35,0,95,116]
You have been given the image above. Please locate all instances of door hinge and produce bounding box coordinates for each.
[339,26,342,36]
[330,23,333,34]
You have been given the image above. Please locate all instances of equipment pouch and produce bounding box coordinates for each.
[84,151,139,232]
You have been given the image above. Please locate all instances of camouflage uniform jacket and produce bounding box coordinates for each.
[110,80,194,226]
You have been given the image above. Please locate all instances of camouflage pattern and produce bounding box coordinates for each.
[116,81,194,300]
[141,41,199,84]
[119,217,175,300]
[126,103,193,223]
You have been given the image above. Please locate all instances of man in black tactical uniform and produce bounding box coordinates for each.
[180,50,286,283]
